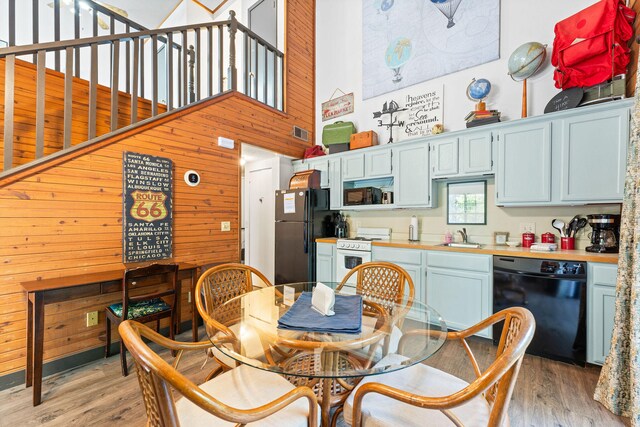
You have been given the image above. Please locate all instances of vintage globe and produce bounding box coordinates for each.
[508,42,547,81]
[467,78,492,101]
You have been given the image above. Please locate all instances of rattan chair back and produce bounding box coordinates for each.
[337,261,415,316]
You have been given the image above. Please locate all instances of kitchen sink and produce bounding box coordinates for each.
[438,242,483,249]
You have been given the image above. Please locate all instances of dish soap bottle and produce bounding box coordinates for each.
[444,230,453,244]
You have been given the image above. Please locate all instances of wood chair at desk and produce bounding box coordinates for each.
[21,262,196,406]
[105,263,179,377]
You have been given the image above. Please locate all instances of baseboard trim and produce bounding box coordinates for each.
[0,321,194,392]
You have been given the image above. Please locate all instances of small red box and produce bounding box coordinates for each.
[350,131,378,150]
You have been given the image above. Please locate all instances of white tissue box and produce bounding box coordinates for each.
[311,282,335,316]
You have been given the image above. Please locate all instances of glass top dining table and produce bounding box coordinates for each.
[207,281,447,426]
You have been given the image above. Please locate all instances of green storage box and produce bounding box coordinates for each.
[322,121,356,146]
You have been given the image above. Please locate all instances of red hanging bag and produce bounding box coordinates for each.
[303,145,326,159]
[552,0,635,89]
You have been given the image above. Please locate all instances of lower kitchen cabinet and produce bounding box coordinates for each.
[426,252,492,338]
[316,242,336,283]
[372,246,426,321]
[587,263,617,365]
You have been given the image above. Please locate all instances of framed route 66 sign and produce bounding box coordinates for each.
[123,152,173,263]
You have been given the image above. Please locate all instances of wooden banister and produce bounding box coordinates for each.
[0,11,284,174]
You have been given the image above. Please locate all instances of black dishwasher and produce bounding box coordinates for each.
[493,256,587,365]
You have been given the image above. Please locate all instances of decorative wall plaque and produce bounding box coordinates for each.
[122,152,173,263]
[402,86,443,140]
[322,91,355,121]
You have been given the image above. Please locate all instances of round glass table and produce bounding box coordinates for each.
[206,282,447,426]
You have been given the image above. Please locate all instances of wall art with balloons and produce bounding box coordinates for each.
[363,0,500,100]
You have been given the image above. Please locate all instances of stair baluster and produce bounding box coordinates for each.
[0,11,283,174]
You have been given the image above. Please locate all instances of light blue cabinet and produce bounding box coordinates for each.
[306,158,329,188]
[496,122,552,204]
[316,243,336,283]
[372,246,426,322]
[461,131,493,175]
[426,252,492,338]
[431,138,459,177]
[560,108,628,203]
[328,158,342,210]
[341,153,365,180]
[292,161,309,173]
[393,142,434,208]
[365,148,393,177]
[587,263,617,365]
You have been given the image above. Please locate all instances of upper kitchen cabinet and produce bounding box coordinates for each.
[461,130,494,175]
[292,161,309,174]
[341,148,393,180]
[305,157,329,188]
[341,152,366,180]
[559,107,628,203]
[328,157,342,210]
[393,141,435,207]
[431,131,494,179]
[496,121,552,205]
[365,147,393,177]
[431,137,459,177]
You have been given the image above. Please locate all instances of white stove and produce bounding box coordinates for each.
[336,228,391,283]
[336,238,375,252]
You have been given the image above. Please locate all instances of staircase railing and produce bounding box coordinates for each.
[0,11,284,172]
[2,0,148,74]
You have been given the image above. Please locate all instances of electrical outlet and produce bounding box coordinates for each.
[86,311,98,327]
[221,221,231,231]
[519,222,536,234]
[188,291,191,303]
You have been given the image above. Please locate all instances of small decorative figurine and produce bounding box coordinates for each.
[431,123,444,134]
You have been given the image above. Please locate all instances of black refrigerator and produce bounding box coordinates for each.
[274,189,335,284]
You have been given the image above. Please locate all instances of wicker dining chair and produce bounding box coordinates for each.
[337,261,416,318]
[344,307,536,427]
[304,262,416,426]
[195,263,273,378]
[119,320,319,427]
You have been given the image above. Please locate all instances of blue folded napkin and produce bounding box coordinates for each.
[278,292,363,334]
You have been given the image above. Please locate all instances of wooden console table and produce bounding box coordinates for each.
[20,262,197,406]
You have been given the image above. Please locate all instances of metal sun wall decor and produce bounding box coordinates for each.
[373,100,408,143]
[363,0,500,99]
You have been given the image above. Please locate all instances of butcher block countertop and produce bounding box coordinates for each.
[315,238,619,264]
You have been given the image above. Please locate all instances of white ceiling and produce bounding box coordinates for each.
[98,0,183,29]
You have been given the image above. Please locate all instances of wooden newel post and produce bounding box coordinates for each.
[228,10,238,91]
[188,44,196,103]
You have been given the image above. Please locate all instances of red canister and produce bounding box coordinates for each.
[541,232,555,243]
[522,232,535,248]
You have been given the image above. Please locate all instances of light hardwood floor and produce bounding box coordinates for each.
[0,329,627,426]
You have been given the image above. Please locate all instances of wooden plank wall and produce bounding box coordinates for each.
[0,0,315,377]
[0,59,165,169]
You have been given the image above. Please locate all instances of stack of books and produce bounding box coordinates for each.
[465,110,501,128]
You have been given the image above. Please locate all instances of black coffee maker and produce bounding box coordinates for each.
[586,214,621,253]
[334,213,348,238]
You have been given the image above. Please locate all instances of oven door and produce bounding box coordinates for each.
[336,249,371,286]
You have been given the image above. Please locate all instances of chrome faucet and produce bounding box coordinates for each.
[457,228,468,243]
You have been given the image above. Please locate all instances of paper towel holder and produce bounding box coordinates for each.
[408,216,419,242]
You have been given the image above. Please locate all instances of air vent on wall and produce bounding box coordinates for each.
[293,126,309,142]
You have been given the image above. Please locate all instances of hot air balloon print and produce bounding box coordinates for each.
[385,37,412,83]
[430,0,463,29]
